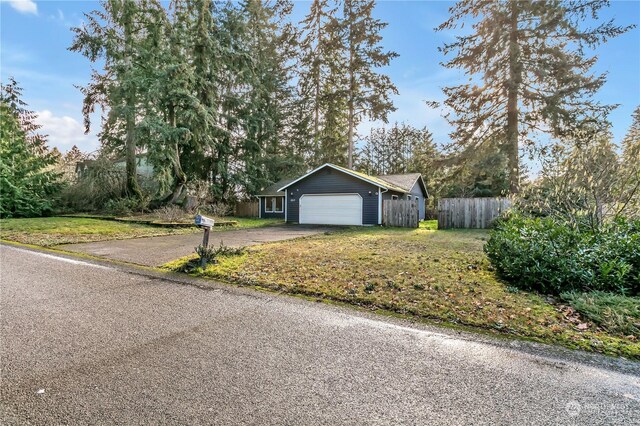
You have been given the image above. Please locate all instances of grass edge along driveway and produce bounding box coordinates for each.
[164,222,639,360]
[0,216,282,247]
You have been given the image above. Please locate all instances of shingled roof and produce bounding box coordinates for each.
[376,173,422,192]
[278,163,410,193]
[257,178,295,196]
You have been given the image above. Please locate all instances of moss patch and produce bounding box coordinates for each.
[164,222,639,359]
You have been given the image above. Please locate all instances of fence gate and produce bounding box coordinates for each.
[437,197,511,229]
[383,200,419,228]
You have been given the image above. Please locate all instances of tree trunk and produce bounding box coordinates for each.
[506,1,521,194]
[166,104,187,204]
[124,111,142,199]
[313,19,322,164]
[347,101,354,169]
[347,22,355,169]
[123,2,142,199]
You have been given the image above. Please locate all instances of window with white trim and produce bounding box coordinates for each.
[265,197,283,213]
[407,195,412,201]
[391,195,398,200]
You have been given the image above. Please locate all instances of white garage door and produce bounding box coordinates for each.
[299,194,363,225]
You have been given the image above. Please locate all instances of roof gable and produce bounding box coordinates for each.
[377,173,428,197]
[278,163,408,193]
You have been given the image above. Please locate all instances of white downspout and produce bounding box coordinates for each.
[378,187,388,225]
[284,191,287,223]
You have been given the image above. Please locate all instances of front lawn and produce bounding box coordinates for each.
[165,221,639,359]
[117,212,283,229]
[0,217,198,247]
[0,217,283,247]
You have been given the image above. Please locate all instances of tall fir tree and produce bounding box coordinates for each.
[437,0,633,193]
[299,0,344,166]
[620,106,640,216]
[70,0,154,199]
[0,78,62,217]
[622,106,640,166]
[341,0,398,169]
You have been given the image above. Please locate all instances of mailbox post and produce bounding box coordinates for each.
[194,214,215,267]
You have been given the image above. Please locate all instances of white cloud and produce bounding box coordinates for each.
[7,0,38,15]
[35,110,99,153]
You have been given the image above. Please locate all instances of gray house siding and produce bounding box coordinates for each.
[259,197,285,219]
[409,181,426,220]
[285,167,380,225]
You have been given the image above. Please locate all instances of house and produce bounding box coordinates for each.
[257,163,428,225]
[256,179,294,219]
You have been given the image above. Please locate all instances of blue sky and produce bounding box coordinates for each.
[1,0,639,155]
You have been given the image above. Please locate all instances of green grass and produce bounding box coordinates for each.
[228,217,284,228]
[117,211,282,228]
[561,291,640,337]
[0,216,283,247]
[0,217,198,247]
[164,220,639,359]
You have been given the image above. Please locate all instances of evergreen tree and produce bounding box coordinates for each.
[437,0,633,193]
[233,0,301,195]
[0,78,62,217]
[622,106,640,166]
[356,123,437,175]
[620,106,640,217]
[58,145,86,182]
[70,0,151,199]
[299,0,345,166]
[341,0,398,168]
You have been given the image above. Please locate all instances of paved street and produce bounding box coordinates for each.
[57,225,331,266]
[1,244,639,425]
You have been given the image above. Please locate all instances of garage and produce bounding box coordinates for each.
[277,163,426,225]
[299,194,363,225]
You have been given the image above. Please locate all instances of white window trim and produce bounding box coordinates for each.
[265,196,284,213]
[391,195,398,200]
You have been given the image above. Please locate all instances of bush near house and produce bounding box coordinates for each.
[485,213,640,296]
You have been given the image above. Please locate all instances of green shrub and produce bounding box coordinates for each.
[195,241,245,265]
[103,197,150,215]
[484,213,640,296]
[60,158,126,212]
[561,291,640,337]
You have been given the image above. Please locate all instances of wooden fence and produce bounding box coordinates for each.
[383,200,419,228]
[235,201,259,218]
[437,197,512,229]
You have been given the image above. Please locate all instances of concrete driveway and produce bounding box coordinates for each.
[1,244,639,425]
[57,225,331,266]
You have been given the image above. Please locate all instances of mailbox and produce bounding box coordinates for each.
[194,214,215,228]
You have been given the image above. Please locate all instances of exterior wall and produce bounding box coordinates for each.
[285,167,380,225]
[408,181,426,220]
[259,196,285,219]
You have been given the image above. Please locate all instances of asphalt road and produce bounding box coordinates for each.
[1,244,639,425]
[57,225,332,266]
